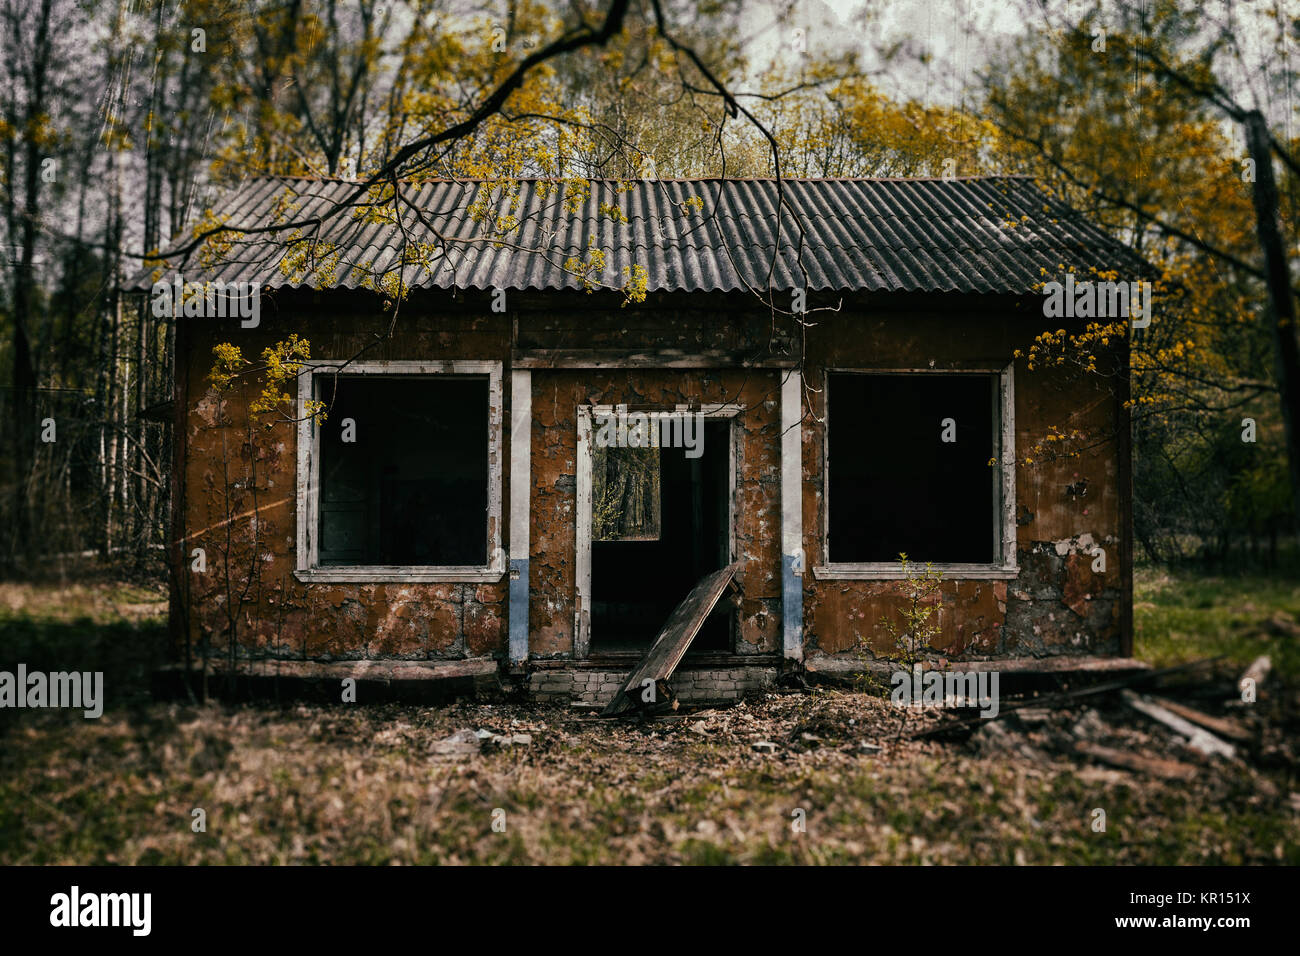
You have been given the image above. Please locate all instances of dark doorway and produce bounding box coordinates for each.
[591,418,733,653]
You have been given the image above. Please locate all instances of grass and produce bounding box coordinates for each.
[1133,565,1300,680]
[0,569,1296,865]
[0,580,168,716]
[1,695,1293,865]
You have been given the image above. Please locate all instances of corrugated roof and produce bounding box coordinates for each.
[128,176,1149,296]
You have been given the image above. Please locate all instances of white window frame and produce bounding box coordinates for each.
[293,359,504,583]
[812,364,1018,581]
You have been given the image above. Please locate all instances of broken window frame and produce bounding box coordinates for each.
[292,360,504,583]
[812,364,1019,581]
[575,402,741,658]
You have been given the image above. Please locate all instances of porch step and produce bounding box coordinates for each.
[804,654,1152,692]
[152,658,504,703]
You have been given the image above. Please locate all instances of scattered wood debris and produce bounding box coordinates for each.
[1121,691,1236,759]
[887,654,1283,785]
[1073,741,1200,781]
[1261,612,1300,639]
[1145,695,1250,742]
[909,656,1225,739]
[1239,655,1272,696]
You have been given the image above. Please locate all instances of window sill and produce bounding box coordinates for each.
[811,564,1020,581]
[294,566,506,584]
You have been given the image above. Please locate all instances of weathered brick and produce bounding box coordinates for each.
[464,602,502,657]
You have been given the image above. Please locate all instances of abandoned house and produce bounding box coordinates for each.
[133,175,1149,707]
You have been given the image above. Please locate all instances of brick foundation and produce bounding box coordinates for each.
[528,665,778,705]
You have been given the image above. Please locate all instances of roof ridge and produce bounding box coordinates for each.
[232,174,1040,185]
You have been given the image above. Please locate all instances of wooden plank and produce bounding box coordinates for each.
[1146,695,1250,742]
[1073,741,1200,781]
[513,348,798,369]
[1121,690,1236,759]
[601,562,741,716]
[806,653,1152,683]
[1240,655,1271,694]
[160,658,499,681]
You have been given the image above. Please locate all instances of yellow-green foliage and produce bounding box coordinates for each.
[208,334,325,428]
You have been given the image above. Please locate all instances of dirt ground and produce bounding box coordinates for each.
[2,574,1297,865]
[3,684,1296,865]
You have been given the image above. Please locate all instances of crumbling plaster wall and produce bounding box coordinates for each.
[177,290,1128,669]
[178,290,788,664]
[180,293,512,663]
[801,309,1127,661]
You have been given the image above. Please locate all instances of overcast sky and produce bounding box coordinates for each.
[730,0,1026,104]
[729,0,1294,140]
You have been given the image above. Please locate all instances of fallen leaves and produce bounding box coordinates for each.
[1,689,1295,865]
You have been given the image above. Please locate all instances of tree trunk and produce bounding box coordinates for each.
[1245,110,1300,536]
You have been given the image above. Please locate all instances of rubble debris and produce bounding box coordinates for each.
[1015,707,1052,724]
[489,733,532,747]
[1071,708,1107,740]
[856,741,883,754]
[910,656,1223,739]
[1073,741,1199,781]
[1262,612,1300,639]
[1121,691,1236,759]
[430,728,481,757]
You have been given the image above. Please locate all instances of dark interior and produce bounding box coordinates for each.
[591,419,733,652]
[316,375,489,566]
[828,372,998,564]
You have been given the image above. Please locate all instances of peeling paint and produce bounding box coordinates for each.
[175,292,1129,671]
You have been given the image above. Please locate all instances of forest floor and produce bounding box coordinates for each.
[1,570,1297,865]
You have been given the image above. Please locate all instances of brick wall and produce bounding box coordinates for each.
[528,665,778,706]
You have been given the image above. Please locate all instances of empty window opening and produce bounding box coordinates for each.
[828,372,999,564]
[591,419,732,653]
[316,375,489,567]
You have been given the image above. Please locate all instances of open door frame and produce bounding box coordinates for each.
[574,402,742,658]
